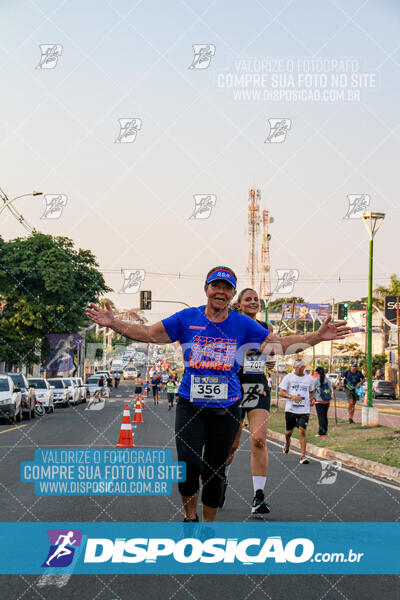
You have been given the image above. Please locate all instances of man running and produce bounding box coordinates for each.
[114,371,121,388]
[87,266,350,522]
[279,359,315,464]
[151,373,161,405]
[339,362,365,423]
[167,376,175,410]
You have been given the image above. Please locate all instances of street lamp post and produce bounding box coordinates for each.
[362,212,385,425]
[309,309,318,371]
[0,190,43,218]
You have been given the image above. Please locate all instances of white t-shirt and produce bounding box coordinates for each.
[279,373,315,414]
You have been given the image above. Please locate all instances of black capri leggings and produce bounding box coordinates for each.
[175,396,242,508]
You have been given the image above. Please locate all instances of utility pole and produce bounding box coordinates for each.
[397,297,400,396]
[329,298,335,372]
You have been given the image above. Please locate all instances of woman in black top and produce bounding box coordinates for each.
[221,288,272,515]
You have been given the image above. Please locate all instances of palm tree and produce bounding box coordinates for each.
[374,274,400,309]
[99,297,116,310]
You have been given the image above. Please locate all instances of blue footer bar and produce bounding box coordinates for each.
[1,522,398,574]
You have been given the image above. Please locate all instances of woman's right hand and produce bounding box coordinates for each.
[86,301,115,328]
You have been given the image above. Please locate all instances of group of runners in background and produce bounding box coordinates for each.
[87,265,350,523]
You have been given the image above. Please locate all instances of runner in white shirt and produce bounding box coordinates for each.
[279,359,315,464]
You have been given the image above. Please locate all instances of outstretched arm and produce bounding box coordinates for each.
[86,301,172,344]
[260,316,351,357]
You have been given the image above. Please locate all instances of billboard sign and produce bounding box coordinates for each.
[281,303,331,322]
[384,296,400,323]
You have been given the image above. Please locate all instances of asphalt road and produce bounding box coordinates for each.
[0,379,399,599]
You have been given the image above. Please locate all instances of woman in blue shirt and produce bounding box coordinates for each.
[87,266,350,522]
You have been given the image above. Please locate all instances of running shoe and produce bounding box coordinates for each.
[299,455,309,464]
[219,479,228,508]
[183,514,199,522]
[349,419,354,424]
[283,441,290,454]
[251,489,270,514]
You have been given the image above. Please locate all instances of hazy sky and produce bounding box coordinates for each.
[1,0,399,322]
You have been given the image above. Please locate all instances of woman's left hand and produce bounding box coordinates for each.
[317,316,351,341]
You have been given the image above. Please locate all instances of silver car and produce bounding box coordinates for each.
[47,378,69,407]
[0,375,23,423]
[85,375,109,399]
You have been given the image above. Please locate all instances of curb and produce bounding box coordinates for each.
[267,428,400,486]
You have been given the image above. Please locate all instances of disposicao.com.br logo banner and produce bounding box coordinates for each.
[0,523,399,575]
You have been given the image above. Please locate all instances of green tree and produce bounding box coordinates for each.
[374,274,400,309]
[0,233,111,367]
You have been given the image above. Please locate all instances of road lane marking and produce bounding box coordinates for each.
[261,434,400,492]
[0,424,27,434]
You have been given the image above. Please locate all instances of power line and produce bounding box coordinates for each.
[98,268,393,284]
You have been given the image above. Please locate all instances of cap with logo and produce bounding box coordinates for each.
[206,268,237,289]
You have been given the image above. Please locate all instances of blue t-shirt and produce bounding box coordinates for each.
[161,306,269,407]
[341,369,364,390]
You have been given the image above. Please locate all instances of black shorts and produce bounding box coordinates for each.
[135,388,142,395]
[285,412,310,430]
[152,386,159,397]
[241,389,270,417]
[345,389,357,403]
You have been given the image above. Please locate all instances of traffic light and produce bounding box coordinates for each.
[140,290,152,310]
[338,302,349,321]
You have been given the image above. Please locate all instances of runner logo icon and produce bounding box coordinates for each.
[41,529,82,568]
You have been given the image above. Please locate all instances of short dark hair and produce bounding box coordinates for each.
[205,266,237,287]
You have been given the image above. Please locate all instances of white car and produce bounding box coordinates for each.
[326,373,339,388]
[95,371,111,380]
[28,378,54,413]
[123,367,138,379]
[72,377,87,402]
[62,378,80,405]
[47,378,69,407]
[85,375,110,399]
[0,375,23,423]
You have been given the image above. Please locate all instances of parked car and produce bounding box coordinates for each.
[0,375,23,423]
[95,370,111,380]
[7,372,36,420]
[47,378,69,407]
[85,375,109,399]
[123,366,138,379]
[28,378,55,413]
[372,380,396,400]
[326,373,339,388]
[72,377,87,403]
[62,378,80,405]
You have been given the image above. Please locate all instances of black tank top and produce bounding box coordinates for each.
[238,320,270,399]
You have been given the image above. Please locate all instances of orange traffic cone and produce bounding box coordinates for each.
[133,399,143,423]
[116,404,135,447]
[141,396,145,410]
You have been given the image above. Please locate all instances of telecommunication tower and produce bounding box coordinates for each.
[247,188,261,288]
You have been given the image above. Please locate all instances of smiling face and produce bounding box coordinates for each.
[205,280,236,312]
[238,289,260,318]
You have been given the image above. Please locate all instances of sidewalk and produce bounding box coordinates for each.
[271,396,400,428]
